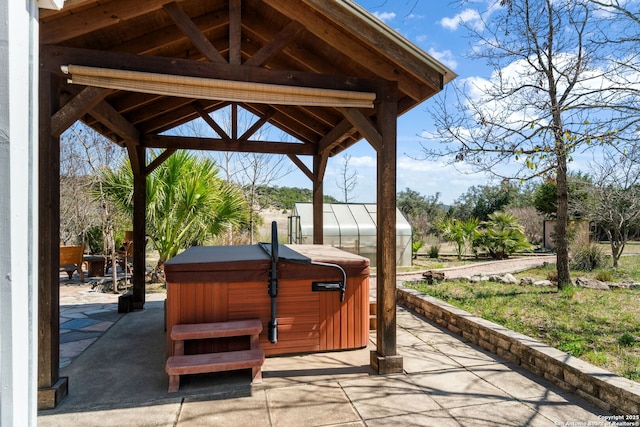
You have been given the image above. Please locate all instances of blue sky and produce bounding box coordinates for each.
[274,1,495,205]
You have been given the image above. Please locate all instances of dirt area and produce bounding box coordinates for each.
[257,208,291,242]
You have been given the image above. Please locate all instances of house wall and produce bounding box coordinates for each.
[543,220,591,249]
[0,0,41,424]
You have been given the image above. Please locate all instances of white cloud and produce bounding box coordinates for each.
[372,11,396,23]
[396,156,489,203]
[439,9,482,31]
[428,48,458,70]
[348,155,376,168]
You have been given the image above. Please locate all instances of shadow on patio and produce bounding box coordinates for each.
[39,290,608,427]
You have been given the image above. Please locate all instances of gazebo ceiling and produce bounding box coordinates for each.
[40,0,455,157]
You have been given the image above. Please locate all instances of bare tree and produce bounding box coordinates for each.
[585,149,640,267]
[336,154,358,203]
[426,0,639,288]
[505,206,543,245]
[182,105,293,243]
[236,152,292,243]
[60,123,126,248]
[61,122,126,292]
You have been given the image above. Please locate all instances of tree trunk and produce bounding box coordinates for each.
[555,153,571,289]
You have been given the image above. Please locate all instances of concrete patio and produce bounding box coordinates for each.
[38,284,609,427]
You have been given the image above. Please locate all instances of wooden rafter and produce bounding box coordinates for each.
[241,103,316,145]
[41,0,178,45]
[88,100,142,174]
[162,1,227,65]
[193,101,230,139]
[142,100,226,135]
[229,0,242,65]
[317,119,355,155]
[89,101,140,143]
[287,154,313,181]
[244,20,305,67]
[145,148,177,175]
[303,0,443,92]
[240,109,275,140]
[51,86,112,137]
[108,12,228,57]
[340,107,382,152]
[142,134,315,155]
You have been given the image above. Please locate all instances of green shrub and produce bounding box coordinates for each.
[412,240,425,259]
[559,338,585,357]
[428,245,440,258]
[85,225,104,254]
[584,351,610,366]
[619,332,637,347]
[570,243,606,271]
[595,270,613,282]
[560,285,577,299]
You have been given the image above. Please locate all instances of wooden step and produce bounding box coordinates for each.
[171,319,263,341]
[166,349,265,392]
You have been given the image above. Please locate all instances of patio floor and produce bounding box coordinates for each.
[39,282,609,427]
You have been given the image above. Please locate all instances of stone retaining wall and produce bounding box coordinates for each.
[397,285,640,416]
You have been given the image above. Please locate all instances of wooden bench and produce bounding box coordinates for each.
[165,319,264,392]
[60,245,85,282]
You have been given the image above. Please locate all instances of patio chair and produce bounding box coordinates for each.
[105,241,134,274]
[117,241,134,274]
[60,244,85,282]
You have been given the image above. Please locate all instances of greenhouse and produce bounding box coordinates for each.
[289,203,412,267]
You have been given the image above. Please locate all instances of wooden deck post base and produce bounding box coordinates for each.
[37,377,68,410]
[370,351,403,374]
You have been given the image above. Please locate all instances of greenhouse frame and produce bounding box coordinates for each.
[290,203,413,267]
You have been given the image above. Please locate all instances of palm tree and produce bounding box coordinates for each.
[478,212,532,260]
[97,150,249,277]
[437,218,478,260]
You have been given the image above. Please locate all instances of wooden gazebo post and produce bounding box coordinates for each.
[131,148,146,310]
[371,82,403,373]
[37,72,68,409]
[312,153,327,244]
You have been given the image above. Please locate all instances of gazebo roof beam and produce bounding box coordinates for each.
[142,134,315,156]
[42,45,381,94]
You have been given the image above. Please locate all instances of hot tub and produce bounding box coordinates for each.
[164,244,370,357]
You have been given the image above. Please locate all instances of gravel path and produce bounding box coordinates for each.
[396,255,557,282]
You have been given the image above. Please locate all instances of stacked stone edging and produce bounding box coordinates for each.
[397,285,640,416]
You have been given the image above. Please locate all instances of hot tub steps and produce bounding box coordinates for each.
[166,319,264,392]
[166,349,265,392]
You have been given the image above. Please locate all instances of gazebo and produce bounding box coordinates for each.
[34,0,455,409]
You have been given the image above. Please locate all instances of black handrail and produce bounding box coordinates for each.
[259,221,347,344]
[267,221,278,344]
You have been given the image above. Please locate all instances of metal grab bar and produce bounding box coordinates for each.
[259,221,347,344]
[267,221,278,344]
